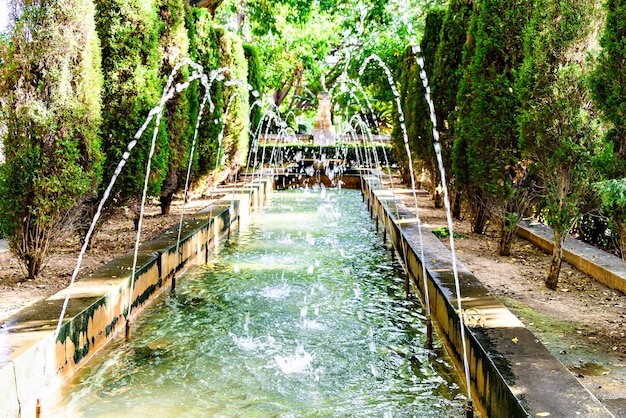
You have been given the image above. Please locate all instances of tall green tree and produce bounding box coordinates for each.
[94,0,166,227]
[453,0,489,233]
[219,31,249,179]
[454,0,532,254]
[517,0,604,289]
[187,10,249,187]
[157,0,192,215]
[0,0,103,279]
[590,0,626,256]
[432,0,474,217]
[392,47,421,183]
[391,10,445,197]
[591,0,626,160]
[188,9,224,178]
[414,9,445,206]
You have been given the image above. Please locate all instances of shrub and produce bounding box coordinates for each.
[0,0,103,279]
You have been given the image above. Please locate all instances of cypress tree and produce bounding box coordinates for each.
[219,31,249,180]
[188,9,224,179]
[454,0,532,254]
[94,0,166,227]
[393,12,445,201]
[0,0,103,279]
[391,48,414,183]
[432,0,474,218]
[453,1,488,233]
[413,9,445,207]
[590,0,626,257]
[188,10,249,187]
[157,0,192,215]
[591,0,626,160]
[517,0,604,289]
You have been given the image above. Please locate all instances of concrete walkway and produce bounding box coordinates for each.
[516,220,626,294]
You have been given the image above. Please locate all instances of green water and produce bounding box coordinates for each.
[52,188,466,417]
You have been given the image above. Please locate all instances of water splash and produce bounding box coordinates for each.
[259,283,291,299]
[359,54,432,335]
[274,344,314,374]
[54,58,211,338]
[412,44,472,409]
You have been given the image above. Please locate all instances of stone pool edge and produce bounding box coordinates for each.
[0,178,273,418]
[361,176,612,418]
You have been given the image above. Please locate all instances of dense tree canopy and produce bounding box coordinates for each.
[209,0,445,120]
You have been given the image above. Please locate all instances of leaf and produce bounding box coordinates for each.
[512,337,519,344]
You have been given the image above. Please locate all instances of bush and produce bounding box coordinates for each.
[0,0,103,279]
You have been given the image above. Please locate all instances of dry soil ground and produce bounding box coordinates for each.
[0,183,625,415]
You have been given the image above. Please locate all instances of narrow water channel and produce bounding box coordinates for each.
[50,188,467,417]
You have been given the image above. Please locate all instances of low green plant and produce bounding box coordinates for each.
[431,226,468,239]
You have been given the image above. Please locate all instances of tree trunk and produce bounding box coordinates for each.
[160,192,174,215]
[434,189,443,209]
[26,253,42,280]
[452,192,462,220]
[498,221,515,256]
[472,202,488,234]
[546,229,564,290]
[159,168,178,216]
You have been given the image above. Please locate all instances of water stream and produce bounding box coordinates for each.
[48,189,467,417]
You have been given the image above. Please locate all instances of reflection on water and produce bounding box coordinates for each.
[50,188,466,417]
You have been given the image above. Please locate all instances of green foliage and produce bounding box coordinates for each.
[95,0,166,205]
[391,9,445,189]
[432,0,474,192]
[451,0,477,180]
[516,0,604,287]
[454,0,531,240]
[0,0,103,279]
[432,0,474,133]
[213,0,443,119]
[590,0,626,161]
[415,9,445,190]
[390,48,416,181]
[221,32,250,172]
[157,0,192,213]
[431,226,468,239]
[589,0,626,246]
[461,0,530,199]
[187,10,249,182]
[188,9,223,176]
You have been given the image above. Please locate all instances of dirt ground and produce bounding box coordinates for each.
[0,182,625,415]
[0,196,219,320]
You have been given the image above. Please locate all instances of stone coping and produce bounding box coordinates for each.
[516,220,626,294]
[0,178,273,418]
[361,177,611,418]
